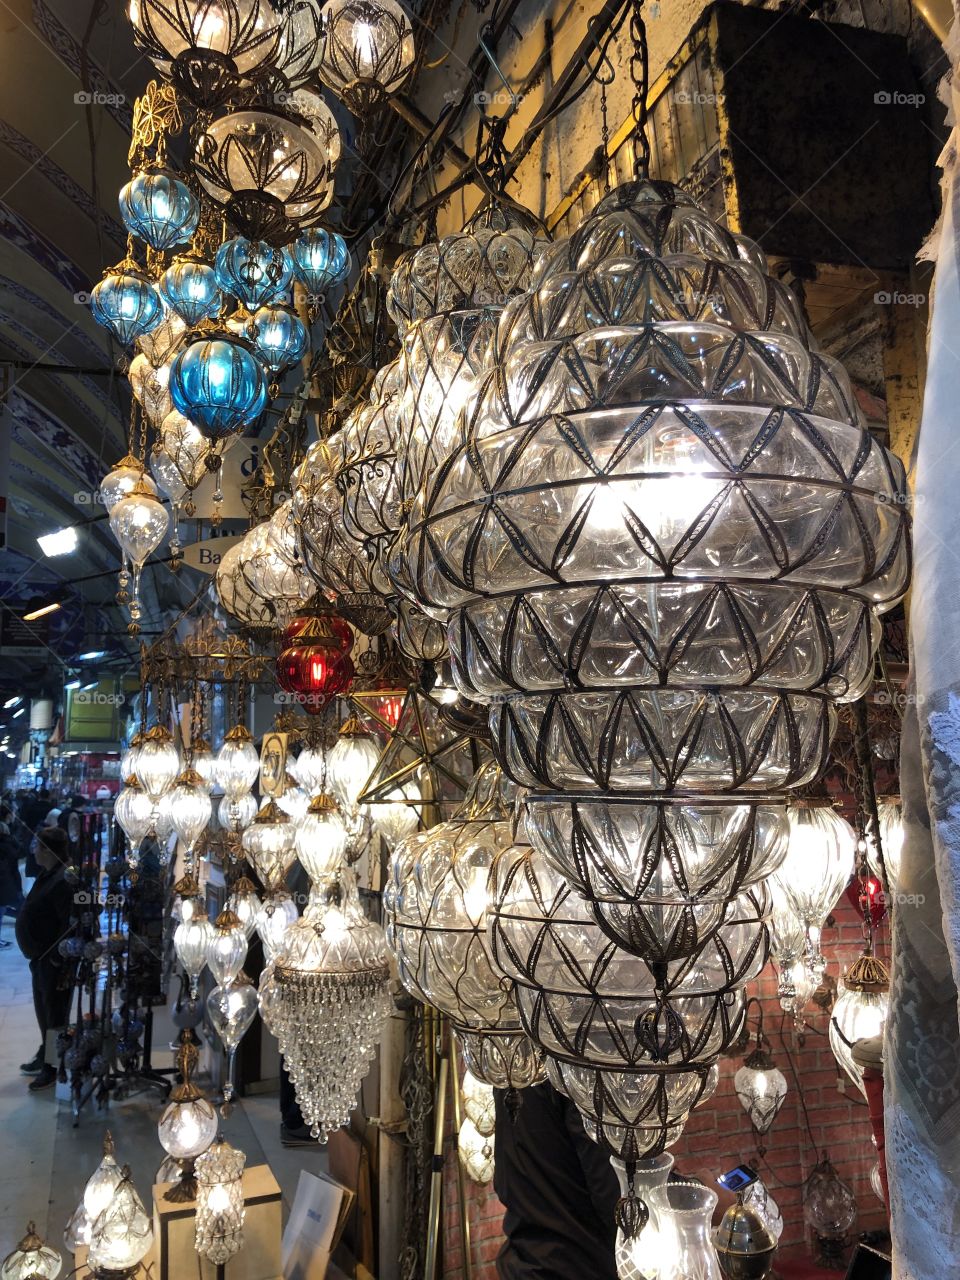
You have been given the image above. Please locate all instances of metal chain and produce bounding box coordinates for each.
[630,0,651,179]
[599,76,610,193]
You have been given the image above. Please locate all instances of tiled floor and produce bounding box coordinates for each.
[0,932,329,1260]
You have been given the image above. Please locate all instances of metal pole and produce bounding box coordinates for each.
[448,1024,473,1280]
[423,1031,449,1280]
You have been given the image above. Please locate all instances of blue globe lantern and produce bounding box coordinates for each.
[251,305,309,372]
[214,237,293,311]
[90,269,163,346]
[160,256,223,326]
[288,228,350,297]
[119,171,200,252]
[170,337,268,438]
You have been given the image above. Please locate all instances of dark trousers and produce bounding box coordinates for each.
[29,956,72,1046]
[280,1061,305,1130]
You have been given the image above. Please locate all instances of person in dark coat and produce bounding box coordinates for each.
[15,825,76,1088]
[0,804,23,935]
[493,1081,620,1280]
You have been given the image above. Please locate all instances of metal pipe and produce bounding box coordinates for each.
[448,1024,473,1280]
[423,1030,449,1280]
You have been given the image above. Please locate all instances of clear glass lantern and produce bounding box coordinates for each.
[734,1045,788,1136]
[291,744,327,795]
[174,906,214,996]
[87,1167,154,1276]
[242,799,296,892]
[129,352,174,428]
[461,1070,496,1137]
[829,952,889,1096]
[135,725,182,801]
[115,776,155,848]
[194,108,337,243]
[207,909,248,985]
[871,798,904,889]
[215,725,261,799]
[294,793,348,882]
[255,891,299,962]
[772,804,856,978]
[100,457,157,514]
[612,1153,673,1280]
[108,482,170,627]
[168,768,213,856]
[218,791,259,832]
[195,1139,246,1265]
[318,0,415,113]
[158,1093,218,1160]
[207,978,259,1100]
[1,1223,61,1280]
[327,718,380,814]
[226,875,261,938]
[158,412,212,493]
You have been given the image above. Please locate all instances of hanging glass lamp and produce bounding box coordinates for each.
[170,336,268,438]
[160,255,223,326]
[120,170,199,251]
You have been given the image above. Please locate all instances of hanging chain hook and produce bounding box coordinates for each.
[629,0,651,180]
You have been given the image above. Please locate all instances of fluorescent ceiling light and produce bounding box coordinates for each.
[3,697,21,709]
[76,650,106,661]
[11,708,25,718]
[23,600,61,622]
[81,681,98,691]
[37,527,78,557]
[65,680,81,691]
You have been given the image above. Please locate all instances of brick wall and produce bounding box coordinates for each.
[441,894,888,1277]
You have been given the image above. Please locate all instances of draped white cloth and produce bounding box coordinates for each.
[885,12,960,1273]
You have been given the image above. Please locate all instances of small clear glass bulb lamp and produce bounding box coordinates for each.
[734,1014,788,1150]
[133,724,181,803]
[241,799,296,893]
[215,725,261,799]
[87,1166,154,1278]
[458,1118,494,1185]
[108,478,169,632]
[195,1138,246,1266]
[327,717,379,815]
[167,768,212,868]
[318,0,415,114]
[294,793,348,882]
[829,950,890,1097]
[646,1181,721,1280]
[207,977,259,1103]
[157,1035,218,1202]
[207,909,248,986]
[226,875,261,939]
[64,1131,124,1250]
[1,1222,61,1280]
[173,881,214,997]
[612,1153,674,1280]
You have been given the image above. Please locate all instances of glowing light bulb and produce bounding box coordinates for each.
[462,868,488,924]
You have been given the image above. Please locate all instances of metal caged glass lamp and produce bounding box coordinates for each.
[384,762,545,1090]
[402,176,910,1214]
[318,0,415,115]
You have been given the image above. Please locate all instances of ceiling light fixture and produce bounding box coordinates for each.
[37,526,78,557]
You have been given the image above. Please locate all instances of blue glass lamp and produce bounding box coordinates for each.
[120,171,199,252]
[160,257,223,326]
[288,228,350,297]
[214,237,293,310]
[91,269,163,345]
[170,337,268,438]
[251,305,309,371]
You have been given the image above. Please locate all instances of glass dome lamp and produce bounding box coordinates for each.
[160,255,223,326]
[829,950,889,1097]
[135,725,181,802]
[167,768,213,859]
[82,1131,124,1224]
[108,480,170,630]
[114,776,155,849]
[461,1069,496,1137]
[194,108,337,244]
[646,1182,721,1280]
[242,799,296,892]
[457,1118,494,1185]
[215,538,280,635]
[170,335,268,438]
[195,1138,246,1265]
[218,791,259,832]
[214,236,293,310]
[318,0,415,114]
[119,169,199,251]
[91,266,163,346]
[226,875,261,938]
[207,908,248,986]
[288,226,350,299]
[372,786,420,849]
[803,1157,857,1266]
[174,900,214,997]
[127,0,281,108]
[129,352,174,428]
[273,0,323,86]
[87,1165,153,1277]
[63,1202,92,1253]
[772,803,856,980]
[1,1223,61,1280]
[327,717,380,814]
[294,793,348,883]
[206,977,259,1101]
[100,457,156,514]
[258,870,392,1140]
[250,303,309,371]
[215,725,261,799]
[255,891,299,962]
